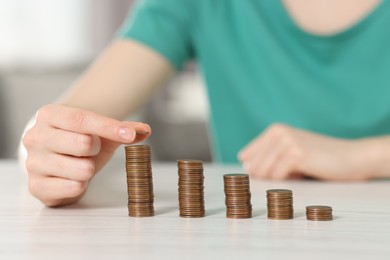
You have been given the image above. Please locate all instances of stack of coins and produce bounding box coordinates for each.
[224,174,252,219]
[125,145,154,217]
[177,160,205,218]
[267,189,294,220]
[306,205,333,221]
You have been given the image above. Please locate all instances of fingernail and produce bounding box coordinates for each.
[119,127,135,141]
[144,123,151,131]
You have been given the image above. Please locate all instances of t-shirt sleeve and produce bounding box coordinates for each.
[118,0,196,71]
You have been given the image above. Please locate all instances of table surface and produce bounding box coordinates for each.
[1,158,390,260]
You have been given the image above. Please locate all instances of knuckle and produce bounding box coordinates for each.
[23,128,44,150]
[22,129,36,149]
[36,104,55,122]
[238,150,248,161]
[281,135,293,146]
[68,181,87,197]
[100,120,116,137]
[269,123,290,138]
[77,135,94,154]
[25,156,38,174]
[71,110,86,129]
[288,146,305,161]
[27,178,41,197]
[79,159,95,180]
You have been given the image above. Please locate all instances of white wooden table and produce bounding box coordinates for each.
[1,158,390,260]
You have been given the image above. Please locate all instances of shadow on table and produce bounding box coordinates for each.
[63,181,127,209]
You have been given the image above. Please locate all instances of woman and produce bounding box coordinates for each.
[21,0,390,206]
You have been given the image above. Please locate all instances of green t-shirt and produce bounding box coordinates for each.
[120,0,390,163]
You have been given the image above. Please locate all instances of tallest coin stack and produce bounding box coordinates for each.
[125,145,154,217]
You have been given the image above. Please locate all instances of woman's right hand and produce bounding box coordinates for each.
[22,104,151,207]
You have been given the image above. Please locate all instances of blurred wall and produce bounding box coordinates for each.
[0,76,9,158]
[0,0,134,66]
[0,66,84,158]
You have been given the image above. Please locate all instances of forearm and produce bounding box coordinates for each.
[58,39,174,119]
[356,136,390,179]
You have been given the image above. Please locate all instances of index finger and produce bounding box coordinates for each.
[38,104,142,143]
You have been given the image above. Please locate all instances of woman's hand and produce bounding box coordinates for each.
[22,104,151,207]
[239,123,389,181]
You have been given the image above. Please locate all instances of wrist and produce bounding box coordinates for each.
[357,137,390,179]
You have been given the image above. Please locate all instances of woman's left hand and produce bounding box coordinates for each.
[238,123,386,181]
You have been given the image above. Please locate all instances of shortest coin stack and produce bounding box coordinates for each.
[306,205,333,221]
[177,160,205,218]
[125,145,154,217]
[224,174,252,219]
[267,189,294,220]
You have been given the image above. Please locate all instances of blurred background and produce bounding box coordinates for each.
[0,0,211,161]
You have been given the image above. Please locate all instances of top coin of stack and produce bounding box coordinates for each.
[177,159,205,218]
[266,189,294,220]
[224,174,252,219]
[125,145,154,217]
[306,205,333,221]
